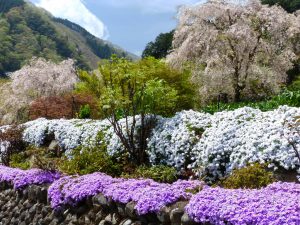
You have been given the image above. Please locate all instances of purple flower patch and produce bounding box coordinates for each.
[49,173,203,215]
[0,166,61,189]
[186,182,300,225]
[48,173,120,209]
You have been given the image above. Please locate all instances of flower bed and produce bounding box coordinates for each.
[0,166,61,189]
[48,172,203,215]
[149,106,300,180]
[186,182,300,225]
[1,106,299,181]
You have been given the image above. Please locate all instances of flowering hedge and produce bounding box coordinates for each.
[186,182,300,225]
[0,166,299,224]
[149,106,300,180]
[0,166,61,189]
[22,118,111,155]
[48,172,203,214]
[1,106,299,180]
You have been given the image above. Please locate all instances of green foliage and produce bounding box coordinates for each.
[99,56,178,117]
[202,89,300,114]
[97,56,181,164]
[77,56,195,116]
[0,3,88,74]
[142,30,174,59]
[76,70,103,99]
[0,0,24,13]
[59,146,122,177]
[122,165,178,183]
[288,73,300,91]
[6,143,62,171]
[78,104,91,119]
[220,163,276,189]
[261,0,300,13]
[76,56,195,164]
[10,152,30,170]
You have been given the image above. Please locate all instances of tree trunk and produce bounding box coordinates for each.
[233,87,241,102]
[233,69,242,102]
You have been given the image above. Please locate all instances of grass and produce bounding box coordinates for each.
[202,89,300,114]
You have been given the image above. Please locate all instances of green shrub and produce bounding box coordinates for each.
[122,165,178,183]
[288,74,300,91]
[10,145,60,171]
[59,146,122,177]
[220,163,276,189]
[10,152,30,170]
[78,104,91,119]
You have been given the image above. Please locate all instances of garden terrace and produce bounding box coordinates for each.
[0,166,299,225]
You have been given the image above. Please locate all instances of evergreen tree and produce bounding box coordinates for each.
[261,0,300,13]
[142,30,174,59]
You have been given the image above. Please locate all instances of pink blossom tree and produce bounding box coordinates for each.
[0,58,78,124]
[167,0,300,104]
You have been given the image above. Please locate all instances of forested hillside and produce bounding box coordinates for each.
[0,0,136,76]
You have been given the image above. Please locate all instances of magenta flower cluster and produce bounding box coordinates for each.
[0,166,61,189]
[186,182,300,225]
[48,172,203,215]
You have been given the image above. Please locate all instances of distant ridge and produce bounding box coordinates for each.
[0,0,137,76]
[53,18,138,61]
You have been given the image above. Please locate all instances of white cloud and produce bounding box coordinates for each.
[35,0,109,39]
[105,0,205,13]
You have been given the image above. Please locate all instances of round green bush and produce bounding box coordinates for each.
[220,163,276,189]
[59,146,122,177]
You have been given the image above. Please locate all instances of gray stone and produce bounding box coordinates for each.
[131,222,142,225]
[93,194,110,208]
[37,186,48,204]
[119,219,133,225]
[170,208,185,225]
[99,220,112,225]
[125,202,136,219]
[84,215,92,224]
[95,210,105,223]
[112,213,122,225]
[117,203,126,217]
[105,213,112,222]
[48,140,59,152]
[157,206,171,224]
[181,213,198,225]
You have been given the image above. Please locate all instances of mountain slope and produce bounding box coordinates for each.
[53,18,138,62]
[0,0,137,76]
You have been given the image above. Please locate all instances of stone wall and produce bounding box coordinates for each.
[0,182,199,225]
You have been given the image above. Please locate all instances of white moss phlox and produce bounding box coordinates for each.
[2,106,299,180]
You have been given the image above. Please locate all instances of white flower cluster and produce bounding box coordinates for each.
[22,115,156,157]
[191,106,300,179]
[0,141,10,157]
[23,118,112,156]
[148,106,300,179]
[146,110,212,169]
[0,125,11,159]
[1,106,299,180]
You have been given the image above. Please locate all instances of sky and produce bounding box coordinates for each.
[29,0,202,56]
